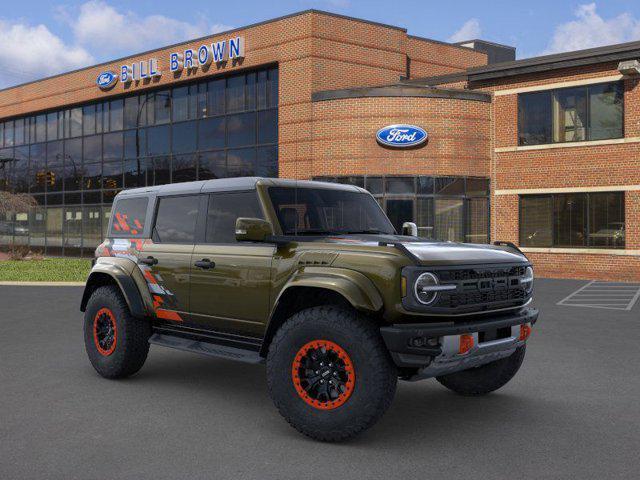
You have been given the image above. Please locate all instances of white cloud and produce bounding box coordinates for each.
[68,1,232,57]
[543,3,640,54]
[0,1,235,88]
[448,19,481,43]
[0,20,93,88]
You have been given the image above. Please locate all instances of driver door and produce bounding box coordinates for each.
[189,191,275,336]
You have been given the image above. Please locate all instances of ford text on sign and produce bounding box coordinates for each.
[376,125,428,148]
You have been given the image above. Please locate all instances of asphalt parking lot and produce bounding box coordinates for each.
[1,279,639,480]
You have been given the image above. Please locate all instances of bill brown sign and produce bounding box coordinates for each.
[97,36,245,89]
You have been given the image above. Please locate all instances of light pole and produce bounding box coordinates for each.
[135,92,171,187]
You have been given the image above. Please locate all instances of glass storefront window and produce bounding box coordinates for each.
[0,66,278,256]
[386,177,414,194]
[172,121,197,154]
[435,198,464,242]
[198,117,225,150]
[198,151,226,180]
[520,192,624,248]
[518,81,623,145]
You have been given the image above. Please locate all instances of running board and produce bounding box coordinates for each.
[149,333,264,364]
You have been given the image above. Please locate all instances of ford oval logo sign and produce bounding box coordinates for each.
[376,124,428,148]
[96,71,118,90]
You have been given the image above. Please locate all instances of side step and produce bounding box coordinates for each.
[149,333,264,364]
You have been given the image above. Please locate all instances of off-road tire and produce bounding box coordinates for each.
[84,285,151,379]
[266,306,397,442]
[436,345,526,396]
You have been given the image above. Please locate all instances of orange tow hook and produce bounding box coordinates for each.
[519,324,532,341]
[459,334,475,355]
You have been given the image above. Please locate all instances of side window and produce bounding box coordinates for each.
[109,197,148,237]
[153,195,200,244]
[205,192,263,243]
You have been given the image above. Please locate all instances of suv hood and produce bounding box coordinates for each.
[401,241,527,265]
[321,234,528,265]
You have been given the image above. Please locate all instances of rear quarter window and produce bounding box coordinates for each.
[109,197,148,237]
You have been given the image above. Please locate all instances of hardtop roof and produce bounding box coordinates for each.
[115,177,367,199]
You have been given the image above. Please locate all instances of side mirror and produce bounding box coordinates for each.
[401,222,418,237]
[235,218,274,242]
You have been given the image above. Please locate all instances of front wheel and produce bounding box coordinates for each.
[83,285,151,379]
[266,306,397,442]
[436,345,526,396]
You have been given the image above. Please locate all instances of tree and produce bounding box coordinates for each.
[0,191,37,216]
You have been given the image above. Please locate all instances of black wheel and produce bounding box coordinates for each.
[436,345,526,396]
[83,285,151,379]
[266,306,397,442]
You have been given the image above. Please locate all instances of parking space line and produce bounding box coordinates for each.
[557,281,640,310]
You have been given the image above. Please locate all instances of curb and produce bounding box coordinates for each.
[0,281,85,286]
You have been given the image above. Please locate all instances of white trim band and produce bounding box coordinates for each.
[495,137,640,153]
[521,247,640,256]
[494,185,640,195]
[493,74,624,96]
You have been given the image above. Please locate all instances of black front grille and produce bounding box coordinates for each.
[402,263,532,315]
[434,265,529,312]
[438,285,526,309]
[438,265,527,282]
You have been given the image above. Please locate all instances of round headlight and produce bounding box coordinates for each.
[414,272,440,305]
[522,266,534,294]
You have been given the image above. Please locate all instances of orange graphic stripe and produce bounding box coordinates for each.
[156,309,183,322]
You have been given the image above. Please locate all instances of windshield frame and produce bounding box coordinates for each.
[266,185,396,236]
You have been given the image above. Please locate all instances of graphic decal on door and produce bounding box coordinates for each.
[99,237,184,322]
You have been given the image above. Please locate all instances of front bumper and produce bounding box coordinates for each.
[380,307,538,381]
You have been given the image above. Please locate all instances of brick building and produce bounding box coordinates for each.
[0,9,638,281]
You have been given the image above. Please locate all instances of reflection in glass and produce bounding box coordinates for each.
[198,151,226,180]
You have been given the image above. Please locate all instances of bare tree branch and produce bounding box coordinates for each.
[0,192,37,216]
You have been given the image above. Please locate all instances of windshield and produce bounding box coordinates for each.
[268,186,395,235]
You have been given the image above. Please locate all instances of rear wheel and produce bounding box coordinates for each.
[266,306,397,442]
[83,285,151,379]
[436,345,526,396]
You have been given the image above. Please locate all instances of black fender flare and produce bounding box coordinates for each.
[80,265,146,319]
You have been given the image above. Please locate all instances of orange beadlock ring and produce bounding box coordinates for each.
[93,308,117,356]
[291,340,356,410]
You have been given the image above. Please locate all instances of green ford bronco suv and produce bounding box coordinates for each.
[81,177,537,441]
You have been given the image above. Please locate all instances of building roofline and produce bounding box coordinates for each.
[453,39,516,51]
[0,9,407,95]
[406,34,479,53]
[467,40,640,81]
[401,71,469,86]
[312,84,491,103]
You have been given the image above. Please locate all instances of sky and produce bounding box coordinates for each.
[1,0,640,88]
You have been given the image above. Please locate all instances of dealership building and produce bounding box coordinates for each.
[0,10,639,281]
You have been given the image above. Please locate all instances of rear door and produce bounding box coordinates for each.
[189,191,274,336]
[141,194,200,322]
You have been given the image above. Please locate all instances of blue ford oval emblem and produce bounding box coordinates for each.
[96,71,118,90]
[376,124,428,148]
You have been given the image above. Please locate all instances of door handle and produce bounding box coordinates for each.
[194,259,215,269]
[139,256,158,266]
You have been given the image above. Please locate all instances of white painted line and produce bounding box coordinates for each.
[626,285,640,311]
[556,280,640,310]
[557,281,594,306]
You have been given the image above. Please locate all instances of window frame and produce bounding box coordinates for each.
[517,81,625,146]
[518,192,625,249]
[200,189,266,245]
[151,193,202,245]
[107,196,149,239]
